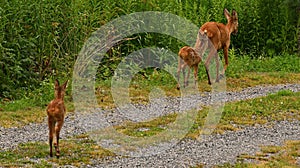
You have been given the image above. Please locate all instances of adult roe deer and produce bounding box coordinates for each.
[177,46,202,89]
[195,8,238,85]
[46,79,68,158]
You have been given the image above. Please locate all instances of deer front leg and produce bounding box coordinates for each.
[184,67,190,88]
[177,67,181,90]
[193,65,198,89]
[177,59,187,89]
[177,58,182,90]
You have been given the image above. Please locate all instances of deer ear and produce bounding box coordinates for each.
[232,10,238,18]
[224,8,231,20]
[62,80,68,89]
[55,79,60,88]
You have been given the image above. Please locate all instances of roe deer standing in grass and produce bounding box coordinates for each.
[177,46,202,89]
[195,8,238,85]
[47,79,68,158]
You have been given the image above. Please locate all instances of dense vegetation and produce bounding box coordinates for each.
[0,0,299,100]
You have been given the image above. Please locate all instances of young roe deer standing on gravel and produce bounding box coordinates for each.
[47,79,68,158]
[196,8,238,85]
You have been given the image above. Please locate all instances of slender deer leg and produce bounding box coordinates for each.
[177,58,182,89]
[177,59,187,89]
[193,65,198,89]
[48,119,55,157]
[177,72,181,90]
[204,48,216,85]
[185,67,190,87]
[204,65,211,85]
[55,120,64,158]
[215,51,220,83]
[181,63,187,88]
[182,66,185,87]
[222,47,229,76]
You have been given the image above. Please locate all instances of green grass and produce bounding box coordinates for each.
[115,113,177,137]
[216,140,300,168]
[0,135,115,167]
[113,90,300,138]
[220,90,300,125]
[0,55,299,128]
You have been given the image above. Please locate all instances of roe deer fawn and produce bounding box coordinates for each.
[177,46,202,89]
[46,79,68,158]
[195,8,238,85]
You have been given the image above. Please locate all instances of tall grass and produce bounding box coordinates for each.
[0,0,298,100]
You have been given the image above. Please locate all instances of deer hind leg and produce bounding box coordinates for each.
[54,120,64,158]
[204,48,216,85]
[220,47,229,78]
[48,119,55,157]
[215,51,220,83]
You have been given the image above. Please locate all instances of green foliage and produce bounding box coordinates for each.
[225,53,300,78]
[0,0,299,101]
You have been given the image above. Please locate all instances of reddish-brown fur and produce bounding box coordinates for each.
[177,46,202,89]
[46,79,68,158]
[196,8,238,85]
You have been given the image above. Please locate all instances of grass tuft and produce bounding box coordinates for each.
[0,136,115,167]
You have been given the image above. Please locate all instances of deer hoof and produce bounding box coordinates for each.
[219,74,225,79]
[184,82,189,88]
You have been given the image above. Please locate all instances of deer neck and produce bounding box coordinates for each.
[226,22,234,35]
[55,92,64,100]
[56,96,64,100]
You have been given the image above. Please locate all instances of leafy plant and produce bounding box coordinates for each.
[0,0,298,101]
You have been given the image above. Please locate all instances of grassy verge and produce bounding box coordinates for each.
[216,140,300,168]
[0,134,114,167]
[114,90,300,138]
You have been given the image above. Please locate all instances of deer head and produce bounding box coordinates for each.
[224,8,238,35]
[54,79,68,99]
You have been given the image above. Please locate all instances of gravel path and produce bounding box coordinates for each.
[92,120,300,167]
[0,83,300,167]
